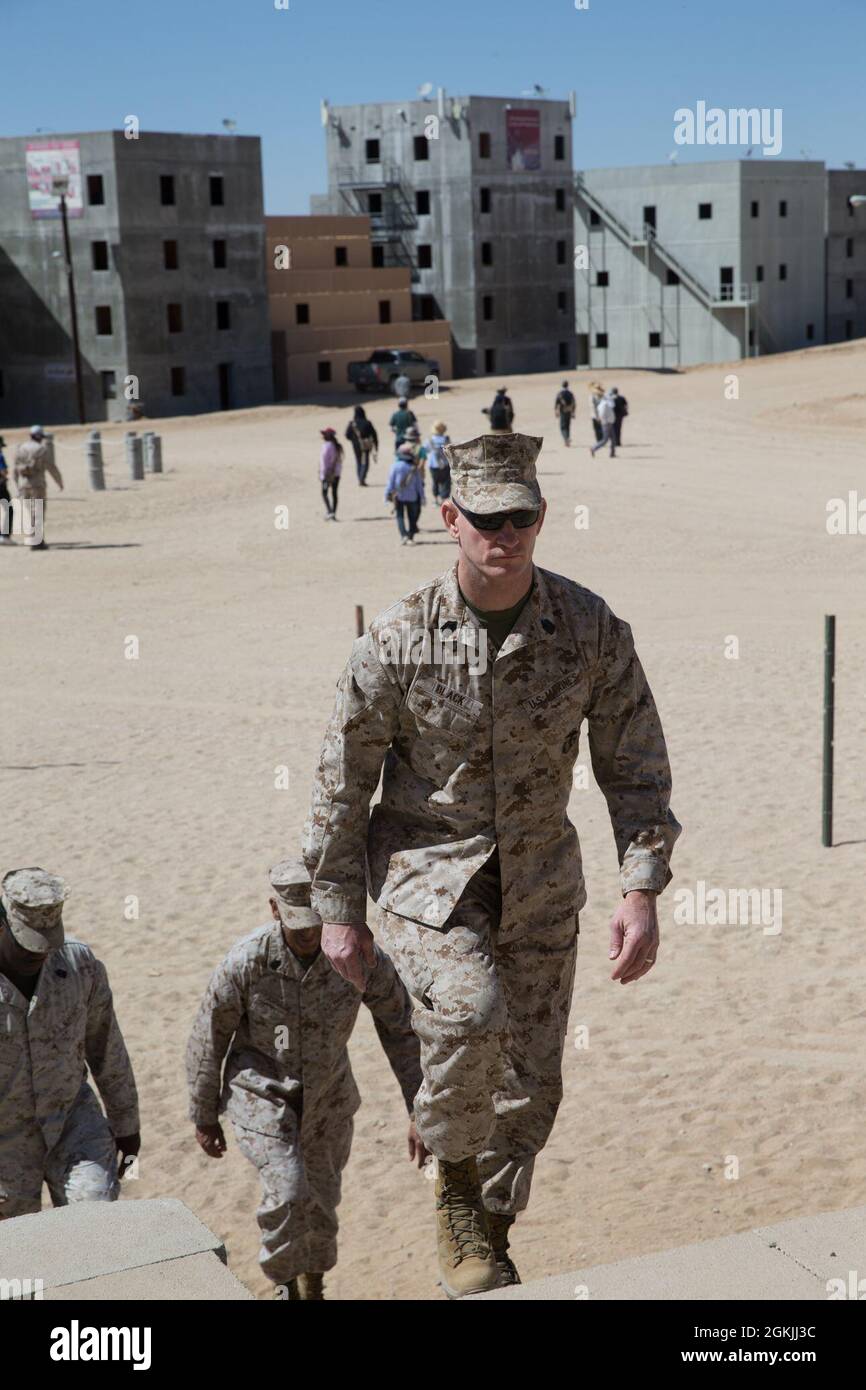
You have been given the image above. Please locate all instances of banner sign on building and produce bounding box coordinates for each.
[505,109,540,171]
[26,140,83,219]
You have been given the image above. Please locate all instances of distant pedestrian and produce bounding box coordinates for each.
[385,442,425,545]
[0,436,13,543]
[14,426,63,549]
[389,398,417,448]
[393,372,413,400]
[610,387,629,447]
[425,420,451,499]
[485,387,514,431]
[554,380,576,445]
[345,407,378,486]
[588,383,604,443]
[319,427,343,520]
[403,425,427,486]
[590,392,617,458]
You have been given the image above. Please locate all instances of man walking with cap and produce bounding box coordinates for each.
[0,868,140,1219]
[13,427,63,549]
[554,380,576,446]
[304,431,680,1297]
[186,858,425,1300]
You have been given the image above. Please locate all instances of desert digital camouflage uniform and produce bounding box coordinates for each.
[13,438,62,543]
[303,432,680,1213]
[186,917,421,1283]
[0,905,139,1220]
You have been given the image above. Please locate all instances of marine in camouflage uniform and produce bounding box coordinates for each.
[303,431,681,1296]
[13,427,63,549]
[0,869,140,1220]
[185,859,424,1299]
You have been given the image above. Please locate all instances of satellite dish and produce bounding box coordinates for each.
[222,118,237,133]
[849,194,866,207]
[418,82,434,99]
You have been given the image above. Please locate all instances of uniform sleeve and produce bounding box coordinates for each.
[185,956,247,1127]
[302,632,402,926]
[45,458,63,488]
[362,947,422,1115]
[586,604,682,895]
[85,960,140,1137]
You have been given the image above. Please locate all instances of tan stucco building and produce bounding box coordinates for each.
[267,215,452,397]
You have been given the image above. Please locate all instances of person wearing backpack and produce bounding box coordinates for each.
[611,387,629,447]
[384,441,425,545]
[554,381,576,446]
[346,407,378,486]
[425,420,452,500]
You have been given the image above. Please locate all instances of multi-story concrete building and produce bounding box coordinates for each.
[0,131,272,424]
[267,214,452,397]
[825,169,866,344]
[573,160,827,367]
[312,94,576,377]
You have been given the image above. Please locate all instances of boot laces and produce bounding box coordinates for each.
[439,1171,490,1264]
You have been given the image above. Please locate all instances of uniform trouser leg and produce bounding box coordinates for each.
[377,869,578,1209]
[44,1085,119,1207]
[234,1113,353,1284]
[17,487,46,545]
[476,918,578,1213]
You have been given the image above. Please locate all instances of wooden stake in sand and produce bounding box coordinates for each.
[822,614,835,847]
[355,605,364,638]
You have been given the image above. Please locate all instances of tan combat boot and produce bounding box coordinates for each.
[488,1213,521,1287]
[296,1272,325,1300]
[435,1157,500,1298]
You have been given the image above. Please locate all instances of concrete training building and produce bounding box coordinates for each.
[0,131,273,424]
[573,159,829,368]
[312,94,577,378]
[573,158,865,368]
[825,168,866,346]
[267,214,452,397]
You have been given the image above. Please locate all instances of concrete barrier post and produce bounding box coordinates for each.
[143,432,156,474]
[87,429,105,491]
[126,431,144,481]
[151,435,163,474]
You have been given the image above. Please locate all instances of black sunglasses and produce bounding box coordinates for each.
[453,499,540,532]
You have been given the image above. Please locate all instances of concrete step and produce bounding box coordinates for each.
[0,1198,253,1301]
[474,1204,866,1301]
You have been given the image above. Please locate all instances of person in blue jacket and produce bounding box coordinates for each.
[384,442,425,546]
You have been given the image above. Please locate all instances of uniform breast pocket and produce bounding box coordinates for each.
[405,679,482,741]
[248,992,291,1056]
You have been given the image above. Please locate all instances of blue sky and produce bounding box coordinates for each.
[1,0,863,212]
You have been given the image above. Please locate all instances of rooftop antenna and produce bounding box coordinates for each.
[521,84,547,97]
[222,118,237,134]
[320,99,330,127]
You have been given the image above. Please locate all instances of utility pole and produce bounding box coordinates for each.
[52,175,85,424]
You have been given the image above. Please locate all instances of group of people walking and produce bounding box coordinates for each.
[588,382,628,458]
[318,398,451,544]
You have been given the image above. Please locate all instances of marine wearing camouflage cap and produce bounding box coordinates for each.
[269,859,322,931]
[442,432,542,514]
[1,867,68,953]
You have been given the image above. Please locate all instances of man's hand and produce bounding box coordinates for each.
[608,890,659,984]
[195,1123,226,1158]
[321,922,376,992]
[407,1119,429,1168]
[116,1132,141,1179]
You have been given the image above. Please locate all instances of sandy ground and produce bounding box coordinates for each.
[3,343,865,1300]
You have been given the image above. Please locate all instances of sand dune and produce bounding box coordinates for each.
[3,341,865,1298]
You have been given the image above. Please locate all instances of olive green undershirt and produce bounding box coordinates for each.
[459,579,534,652]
